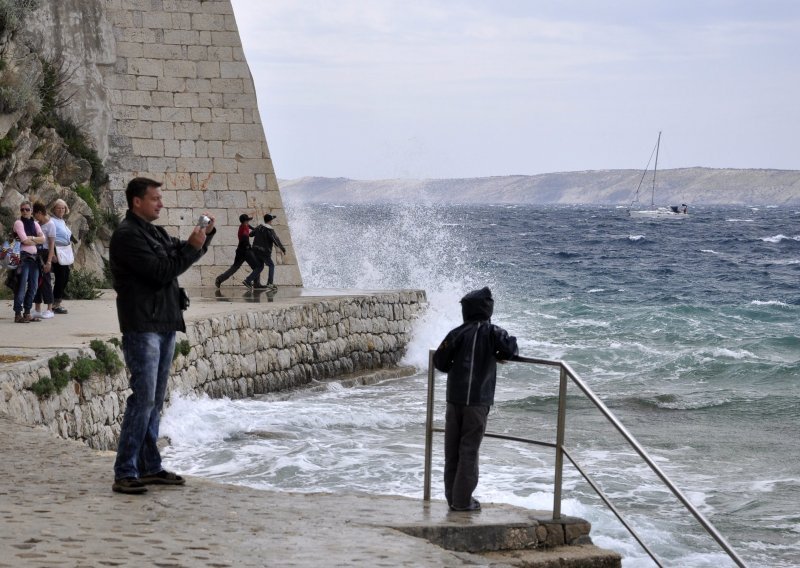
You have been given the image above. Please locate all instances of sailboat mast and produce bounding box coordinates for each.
[650,131,661,207]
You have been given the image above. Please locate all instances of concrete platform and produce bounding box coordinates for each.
[0,287,621,567]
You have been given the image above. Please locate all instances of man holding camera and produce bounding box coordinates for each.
[109,177,216,494]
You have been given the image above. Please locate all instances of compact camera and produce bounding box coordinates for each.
[197,215,211,228]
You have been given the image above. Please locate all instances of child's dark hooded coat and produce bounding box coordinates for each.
[433,287,518,406]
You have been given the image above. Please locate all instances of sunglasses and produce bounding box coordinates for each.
[20,208,31,212]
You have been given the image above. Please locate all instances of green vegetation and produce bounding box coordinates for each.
[65,267,106,300]
[0,0,39,36]
[29,340,124,399]
[173,339,192,361]
[0,135,12,158]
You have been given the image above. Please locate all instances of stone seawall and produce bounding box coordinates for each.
[0,291,426,450]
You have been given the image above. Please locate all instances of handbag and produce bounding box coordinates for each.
[56,243,75,265]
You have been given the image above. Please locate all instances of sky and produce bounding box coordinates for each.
[230,1,800,180]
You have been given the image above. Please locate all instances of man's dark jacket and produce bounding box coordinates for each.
[251,223,286,258]
[433,287,518,406]
[110,211,215,333]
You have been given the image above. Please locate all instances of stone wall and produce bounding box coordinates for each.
[0,291,426,449]
[20,0,302,286]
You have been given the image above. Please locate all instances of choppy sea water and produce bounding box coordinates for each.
[162,204,800,567]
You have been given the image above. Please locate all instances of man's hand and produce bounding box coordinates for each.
[203,214,216,234]
[187,225,208,250]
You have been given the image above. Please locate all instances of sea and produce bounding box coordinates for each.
[161,203,799,568]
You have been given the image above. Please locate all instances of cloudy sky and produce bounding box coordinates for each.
[230,1,799,180]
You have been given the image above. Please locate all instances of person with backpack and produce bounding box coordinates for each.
[246,213,286,291]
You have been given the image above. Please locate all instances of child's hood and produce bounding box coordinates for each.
[460,287,494,322]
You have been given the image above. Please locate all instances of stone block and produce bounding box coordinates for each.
[172,11,191,30]
[161,107,193,122]
[211,108,243,123]
[230,124,264,142]
[165,60,198,79]
[142,11,174,30]
[198,93,224,107]
[220,61,250,79]
[152,121,175,140]
[222,141,266,160]
[158,76,187,92]
[163,29,199,46]
[132,138,164,157]
[147,157,178,173]
[200,122,230,140]
[211,78,244,94]
[210,31,241,47]
[208,46,234,61]
[223,92,257,109]
[192,13,226,30]
[175,92,200,107]
[192,107,211,122]
[164,140,181,157]
[137,75,159,91]
[139,106,163,121]
[174,122,201,139]
[116,119,152,138]
[197,61,221,79]
[177,157,214,173]
[186,78,212,93]
[116,41,143,58]
[143,43,186,60]
[127,58,164,77]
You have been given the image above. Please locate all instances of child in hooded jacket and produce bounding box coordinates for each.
[433,287,518,511]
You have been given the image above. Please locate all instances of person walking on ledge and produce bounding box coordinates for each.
[248,213,286,291]
[433,287,518,512]
[214,213,258,288]
[109,177,216,495]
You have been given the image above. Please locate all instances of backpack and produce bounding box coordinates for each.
[251,225,273,252]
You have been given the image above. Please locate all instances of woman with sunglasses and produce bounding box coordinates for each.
[13,201,45,323]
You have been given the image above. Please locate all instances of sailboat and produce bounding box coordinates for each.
[627,132,688,218]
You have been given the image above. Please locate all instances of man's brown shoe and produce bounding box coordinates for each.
[112,477,148,494]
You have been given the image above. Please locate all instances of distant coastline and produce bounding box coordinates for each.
[280,168,800,206]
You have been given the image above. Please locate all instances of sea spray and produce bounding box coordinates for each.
[283,201,495,368]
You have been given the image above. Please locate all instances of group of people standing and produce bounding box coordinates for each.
[214,212,286,291]
[6,199,73,323]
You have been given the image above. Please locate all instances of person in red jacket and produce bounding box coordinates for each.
[214,213,259,288]
[433,287,518,512]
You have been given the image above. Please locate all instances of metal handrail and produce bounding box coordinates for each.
[423,351,749,568]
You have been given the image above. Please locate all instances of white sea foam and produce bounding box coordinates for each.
[700,249,718,254]
[628,234,645,241]
[762,234,800,243]
[750,300,789,307]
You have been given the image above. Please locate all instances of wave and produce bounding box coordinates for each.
[750,300,790,307]
[628,234,646,241]
[761,234,800,243]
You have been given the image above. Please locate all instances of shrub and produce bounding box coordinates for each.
[30,377,54,398]
[0,136,13,159]
[173,339,191,361]
[69,355,96,383]
[0,0,39,36]
[65,268,104,300]
[89,339,123,375]
[30,341,123,398]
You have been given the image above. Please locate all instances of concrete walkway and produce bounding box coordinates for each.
[0,287,621,567]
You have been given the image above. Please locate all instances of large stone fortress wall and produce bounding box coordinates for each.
[24,0,302,286]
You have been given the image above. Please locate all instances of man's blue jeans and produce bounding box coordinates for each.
[114,331,176,480]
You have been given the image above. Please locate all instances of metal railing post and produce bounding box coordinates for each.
[423,349,436,501]
[553,364,568,520]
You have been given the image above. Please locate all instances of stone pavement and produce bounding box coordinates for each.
[0,287,621,567]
